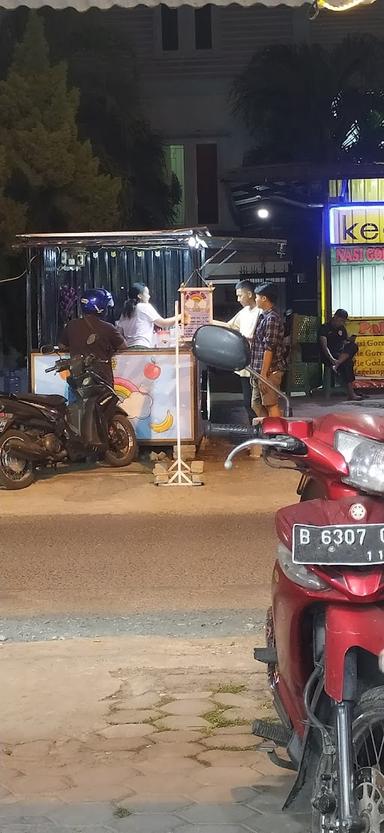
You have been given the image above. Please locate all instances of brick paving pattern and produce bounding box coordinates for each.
[0,684,310,832]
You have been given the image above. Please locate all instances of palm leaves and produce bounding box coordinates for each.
[233,36,384,164]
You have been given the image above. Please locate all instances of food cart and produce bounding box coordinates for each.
[15,228,287,445]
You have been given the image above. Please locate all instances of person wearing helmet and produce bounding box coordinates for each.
[60,288,127,386]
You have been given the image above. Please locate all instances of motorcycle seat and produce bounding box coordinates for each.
[16,393,67,409]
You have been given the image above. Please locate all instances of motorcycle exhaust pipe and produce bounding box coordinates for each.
[7,438,67,463]
[7,438,48,461]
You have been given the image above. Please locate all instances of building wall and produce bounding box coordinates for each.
[97,3,384,231]
[331,262,384,317]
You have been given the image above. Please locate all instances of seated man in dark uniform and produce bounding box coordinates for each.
[318,309,362,401]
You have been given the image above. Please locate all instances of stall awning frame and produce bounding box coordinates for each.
[0,0,319,8]
[15,227,287,257]
[19,226,288,352]
[1,0,377,9]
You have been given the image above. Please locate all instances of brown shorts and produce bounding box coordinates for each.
[251,371,283,408]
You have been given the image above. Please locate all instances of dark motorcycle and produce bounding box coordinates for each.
[0,354,137,489]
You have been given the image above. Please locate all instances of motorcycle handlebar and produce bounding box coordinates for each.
[45,360,71,374]
[223,434,307,469]
[206,423,259,441]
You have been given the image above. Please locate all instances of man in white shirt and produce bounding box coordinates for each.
[213,280,260,424]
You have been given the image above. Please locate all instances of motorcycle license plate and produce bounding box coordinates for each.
[292,523,384,566]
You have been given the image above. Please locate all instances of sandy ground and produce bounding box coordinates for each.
[0,635,258,743]
[0,454,298,618]
[0,442,306,826]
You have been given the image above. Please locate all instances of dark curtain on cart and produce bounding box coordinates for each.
[29,246,201,348]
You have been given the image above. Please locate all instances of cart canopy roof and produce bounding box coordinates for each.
[2,0,376,9]
[15,228,287,255]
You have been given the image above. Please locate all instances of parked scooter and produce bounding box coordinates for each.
[192,325,384,833]
[0,352,137,489]
[195,325,384,505]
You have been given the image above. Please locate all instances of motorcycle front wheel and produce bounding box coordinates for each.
[312,687,384,833]
[104,413,138,467]
[0,430,35,490]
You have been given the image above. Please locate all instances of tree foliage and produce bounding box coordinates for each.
[43,8,180,228]
[0,12,121,246]
[0,147,26,250]
[233,36,384,165]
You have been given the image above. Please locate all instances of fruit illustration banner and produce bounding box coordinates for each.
[180,286,214,340]
[31,351,194,443]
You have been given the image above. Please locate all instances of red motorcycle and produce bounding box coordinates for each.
[193,325,384,833]
[260,409,384,504]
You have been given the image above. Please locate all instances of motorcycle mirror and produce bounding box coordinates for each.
[192,325,250,372]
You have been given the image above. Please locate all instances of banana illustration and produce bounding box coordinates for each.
[150,410,174,433]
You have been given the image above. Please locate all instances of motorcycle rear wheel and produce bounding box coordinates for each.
[104,413,138,467]
[312,687,384,833]
[0,430,35,490]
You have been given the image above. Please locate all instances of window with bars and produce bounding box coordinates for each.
[196,143,218,225]
[164,145,185,226]
[194,5,212,50]
[161,5,179,51]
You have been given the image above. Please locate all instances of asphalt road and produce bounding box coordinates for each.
[0,452,299,638]
[1,512,276,617]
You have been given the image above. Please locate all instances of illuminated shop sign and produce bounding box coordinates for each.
[329,204,384,245]
[331,246,384,263]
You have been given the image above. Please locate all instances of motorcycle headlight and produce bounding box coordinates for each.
[278,544,328,591]
[335,430,384,495]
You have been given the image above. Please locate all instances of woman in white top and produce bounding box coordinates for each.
[117,283,180,348]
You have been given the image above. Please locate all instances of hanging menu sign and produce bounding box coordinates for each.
[179,285,214,340]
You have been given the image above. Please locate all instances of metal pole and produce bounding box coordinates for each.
[26,249,33,391]
[164,300,200,487]
[246,366,292,418]
[174,299,182,484]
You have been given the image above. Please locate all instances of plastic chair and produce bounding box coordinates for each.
[284,344,320,398]
[321,364,347,400]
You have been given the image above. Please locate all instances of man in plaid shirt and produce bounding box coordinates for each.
[250,282,285,418]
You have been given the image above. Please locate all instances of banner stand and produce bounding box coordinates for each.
[159,301,203,487]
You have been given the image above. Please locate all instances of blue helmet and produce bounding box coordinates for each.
[80,288,114,315]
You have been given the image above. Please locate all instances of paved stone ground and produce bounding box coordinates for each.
[0,651,310,833]
[0,393,343,833]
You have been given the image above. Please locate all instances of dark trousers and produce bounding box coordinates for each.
[338,358,355,385]
[240,376,254,425]
[324,359,355,386]
[338,342,358,384]
[325,342,358,385]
